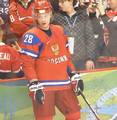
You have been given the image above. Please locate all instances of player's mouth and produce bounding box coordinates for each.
[42,23,47,25]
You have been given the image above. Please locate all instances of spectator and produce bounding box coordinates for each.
[97,0,117,68]
[86,1,105,62]
[53,0,96,71]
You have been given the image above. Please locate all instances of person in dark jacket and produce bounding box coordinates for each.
[97,0,117,68]
[53,0,97,71]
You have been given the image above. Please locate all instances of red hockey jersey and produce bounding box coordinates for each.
[0,42,21,73]
[20,25,75,90]
[9,0,35,36]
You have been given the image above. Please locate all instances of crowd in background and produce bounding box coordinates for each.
[0,0,117,79]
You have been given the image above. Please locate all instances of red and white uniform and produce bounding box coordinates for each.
[0,42,21,73]
[20,24,80,120]
[9,0,35,37]
[20,24,75,90]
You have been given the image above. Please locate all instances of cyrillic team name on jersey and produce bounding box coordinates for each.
[47,55,68,64]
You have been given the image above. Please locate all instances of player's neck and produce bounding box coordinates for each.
[38,25,50,31]
[40,26,52,37]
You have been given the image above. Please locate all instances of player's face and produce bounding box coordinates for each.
[58,0,73,12]
[108,0,117,11]
[36,11,52,30]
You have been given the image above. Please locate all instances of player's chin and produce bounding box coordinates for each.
[40,23,49,30]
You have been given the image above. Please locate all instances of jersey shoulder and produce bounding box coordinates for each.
[51,24,65,35]
[22,27,42,45]
[51,24,64,30]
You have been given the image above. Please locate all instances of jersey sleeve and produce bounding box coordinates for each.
[20,33,44,58]
[20,32,44,81]
[20,54,38,80]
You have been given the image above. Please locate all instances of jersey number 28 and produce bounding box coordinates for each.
[24,34,33,44]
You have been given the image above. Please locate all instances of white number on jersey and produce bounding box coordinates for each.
[10,15,15,22]
[24,34,33,44]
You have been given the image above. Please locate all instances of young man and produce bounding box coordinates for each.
[0,17,23,79]
[53,0,96,71]
[20,0,83,120]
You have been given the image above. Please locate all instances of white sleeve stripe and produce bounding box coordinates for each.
[0,70,11,73]
[29,80,71,91]
[0,68,21,73]
[20,50,38,58]
[39,80,71,86]
[13,68,21,73]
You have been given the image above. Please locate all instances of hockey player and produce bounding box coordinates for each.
[9,0,35,37]
[0,17,23,79]
[19,0,83,120]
